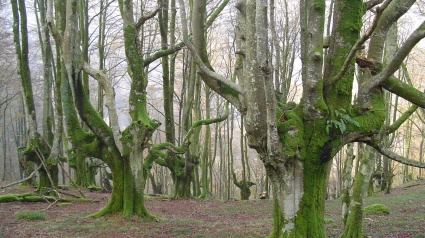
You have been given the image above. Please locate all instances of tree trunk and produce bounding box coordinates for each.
[12,0,60,192]
[341,143,355,225]
[266,155,328,237]
[341,145,376,237]
[73,150,92,187]
[92,155,150,217]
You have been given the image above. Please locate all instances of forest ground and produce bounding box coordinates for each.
[0,180,424,238]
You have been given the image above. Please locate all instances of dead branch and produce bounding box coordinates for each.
[0,163,42,189]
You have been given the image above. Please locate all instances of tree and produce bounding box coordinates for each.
[45,0,227,217]
[180,0,425,236]
[11,0,61,194]
[232,115,255,200]
[47,0,157,217]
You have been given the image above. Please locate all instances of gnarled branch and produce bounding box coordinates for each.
[371,144,425,168]
[177,0,246,106]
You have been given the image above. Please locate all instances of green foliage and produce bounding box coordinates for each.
[364,204,389,215]
[326,108,359,134]
[16,210,45,220]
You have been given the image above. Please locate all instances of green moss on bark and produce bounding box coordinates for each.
[290,160,328,238]
[325,0,364,110]
[277,106,305,158]
[351,90,386,133]
[88,149,154,218]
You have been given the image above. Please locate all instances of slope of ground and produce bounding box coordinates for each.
[0,180,424,237]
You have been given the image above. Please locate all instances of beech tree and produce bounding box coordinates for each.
[180,0,425,236]
[45,0,228,217]
[11,0,62,193]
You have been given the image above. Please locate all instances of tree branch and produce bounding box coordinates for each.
[182,113,229,148]
[177,0,246,99]
[46,0,62,46]
[371,143,425,168]
[144,113,229,170]
[0,92,19,108]
[205,0,230,29]
[135,7,160,30]
[365,0,386,10]
[82,63,121,151]
[384,104,418,135]
[383,76,425,108]
[325,0,390,89]
[0,163,42,189]
[143,41,185,66]
[372,21,425,88]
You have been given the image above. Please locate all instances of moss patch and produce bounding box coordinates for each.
[364,204,389,215]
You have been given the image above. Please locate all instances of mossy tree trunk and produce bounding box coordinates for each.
[341,143,355,225]
[341,145,375,237]
[154,0,230,199]
[71,150,93,187]
[380,24,398,193]
[12,0,61,193]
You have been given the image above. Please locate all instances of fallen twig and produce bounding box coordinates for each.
[0,163,42,189]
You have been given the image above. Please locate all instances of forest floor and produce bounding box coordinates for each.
[0,180,425,238]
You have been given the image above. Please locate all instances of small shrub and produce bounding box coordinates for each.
[364,204,389,215]
[16,211,45,220]
[324,217,335,223]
